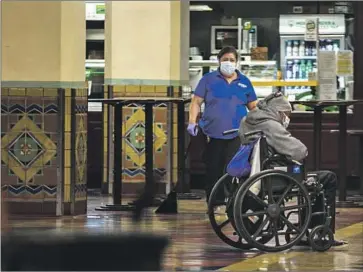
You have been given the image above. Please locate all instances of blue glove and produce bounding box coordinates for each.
[187,123,198,136]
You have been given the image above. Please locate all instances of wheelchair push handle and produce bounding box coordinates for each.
[243,130,264,138]
[222,129,265,137]
[222,129,239,136]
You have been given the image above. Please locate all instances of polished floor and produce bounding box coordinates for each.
[6,195,363,271]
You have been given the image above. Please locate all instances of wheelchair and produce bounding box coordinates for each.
[208,129,335,252]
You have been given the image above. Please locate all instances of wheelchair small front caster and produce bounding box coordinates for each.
[309,225,334,252]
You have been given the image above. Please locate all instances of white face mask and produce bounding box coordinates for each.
[220,61,236,77]
[283,115,290,128]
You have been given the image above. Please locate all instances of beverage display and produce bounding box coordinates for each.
[282,39,342,95]
[279,15,345,98]
[285,39,340,57]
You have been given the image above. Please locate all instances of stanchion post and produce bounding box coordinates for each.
[113,103,122,205]
[338,105,347,201]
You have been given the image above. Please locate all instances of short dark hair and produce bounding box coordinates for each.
[217,46,238,60]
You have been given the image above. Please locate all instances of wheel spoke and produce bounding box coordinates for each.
[223,183,233,196]
[218,218,230,230]
[281,204,308,211]
[277,183,294,205]
[252,216,269,240]
[266,178,275,204]
[272,221,280,246]
[241,210,267,218]
[280,215,301,234]
[247,190,268,208]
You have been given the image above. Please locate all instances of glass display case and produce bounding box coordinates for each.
[86,60,104,112]
[86,60,104,99]
[240,61,277,98]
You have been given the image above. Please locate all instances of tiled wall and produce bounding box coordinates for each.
[102,85,179,195]
[1,87,87,215]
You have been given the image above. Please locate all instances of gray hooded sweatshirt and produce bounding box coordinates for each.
[239,94,308,162]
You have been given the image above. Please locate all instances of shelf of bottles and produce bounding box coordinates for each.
[283,39,341,99]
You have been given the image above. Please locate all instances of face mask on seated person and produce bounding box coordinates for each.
[283,114,290,128]
[220,61,236,77]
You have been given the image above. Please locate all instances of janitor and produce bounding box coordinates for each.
[187,46,258,202]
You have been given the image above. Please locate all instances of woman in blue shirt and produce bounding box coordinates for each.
[187,46,258,203]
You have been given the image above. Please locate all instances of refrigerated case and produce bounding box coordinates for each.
[279,14,346,99]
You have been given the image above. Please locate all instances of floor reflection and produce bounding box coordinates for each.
[6,196,363,271]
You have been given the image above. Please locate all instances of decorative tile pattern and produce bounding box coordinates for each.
[74,90,88,203]
[123,107,167,167]
[1,184,57,200]
[102,85,179,190]
[1,87,87,215]
[1,116,57,184]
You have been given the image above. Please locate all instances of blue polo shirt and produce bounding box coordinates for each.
[193,69,257,139]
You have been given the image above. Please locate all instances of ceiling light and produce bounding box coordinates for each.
[189,5,213,12]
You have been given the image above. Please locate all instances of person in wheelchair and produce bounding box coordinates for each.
[239,92,346,247]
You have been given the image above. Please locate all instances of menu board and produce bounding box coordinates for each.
[317,51,337,100]
[86,2,105,21]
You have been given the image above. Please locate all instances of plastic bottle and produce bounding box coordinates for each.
[320,39,326,51]
[286,41,292,57]
[306,60,313,74]
[333,41,340,52]
[286,61,293,79]
[312,61,317,73]
[300,60,306,79]
[305,44,310,56]
[299,41,305,57]
[326,39,333,51]
[312,45,317,56]
[292,41,299,57]
[292,60,299,79]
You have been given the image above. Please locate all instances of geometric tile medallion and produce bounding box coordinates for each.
[76,116,87,184]
[1,116,56,184]
[123,108,167,167]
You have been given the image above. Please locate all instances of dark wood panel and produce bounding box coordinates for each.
[87,112,103,189]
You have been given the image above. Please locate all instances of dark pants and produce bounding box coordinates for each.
[203,136,240,202]
[310,170,337,233]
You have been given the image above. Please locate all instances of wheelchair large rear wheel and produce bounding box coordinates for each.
[208,173,272,250]
[233,169,312,252]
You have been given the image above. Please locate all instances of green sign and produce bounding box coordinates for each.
[96,4,105,14]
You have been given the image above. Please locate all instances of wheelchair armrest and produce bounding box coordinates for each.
[291,159,303,166]
[222,129,239,136]
[264,154,302,166]
[243,130,263,138]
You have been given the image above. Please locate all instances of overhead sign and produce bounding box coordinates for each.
[279,14,345,35]
[304,19,318,41]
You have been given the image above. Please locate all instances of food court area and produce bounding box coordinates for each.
[1,1,363,271]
